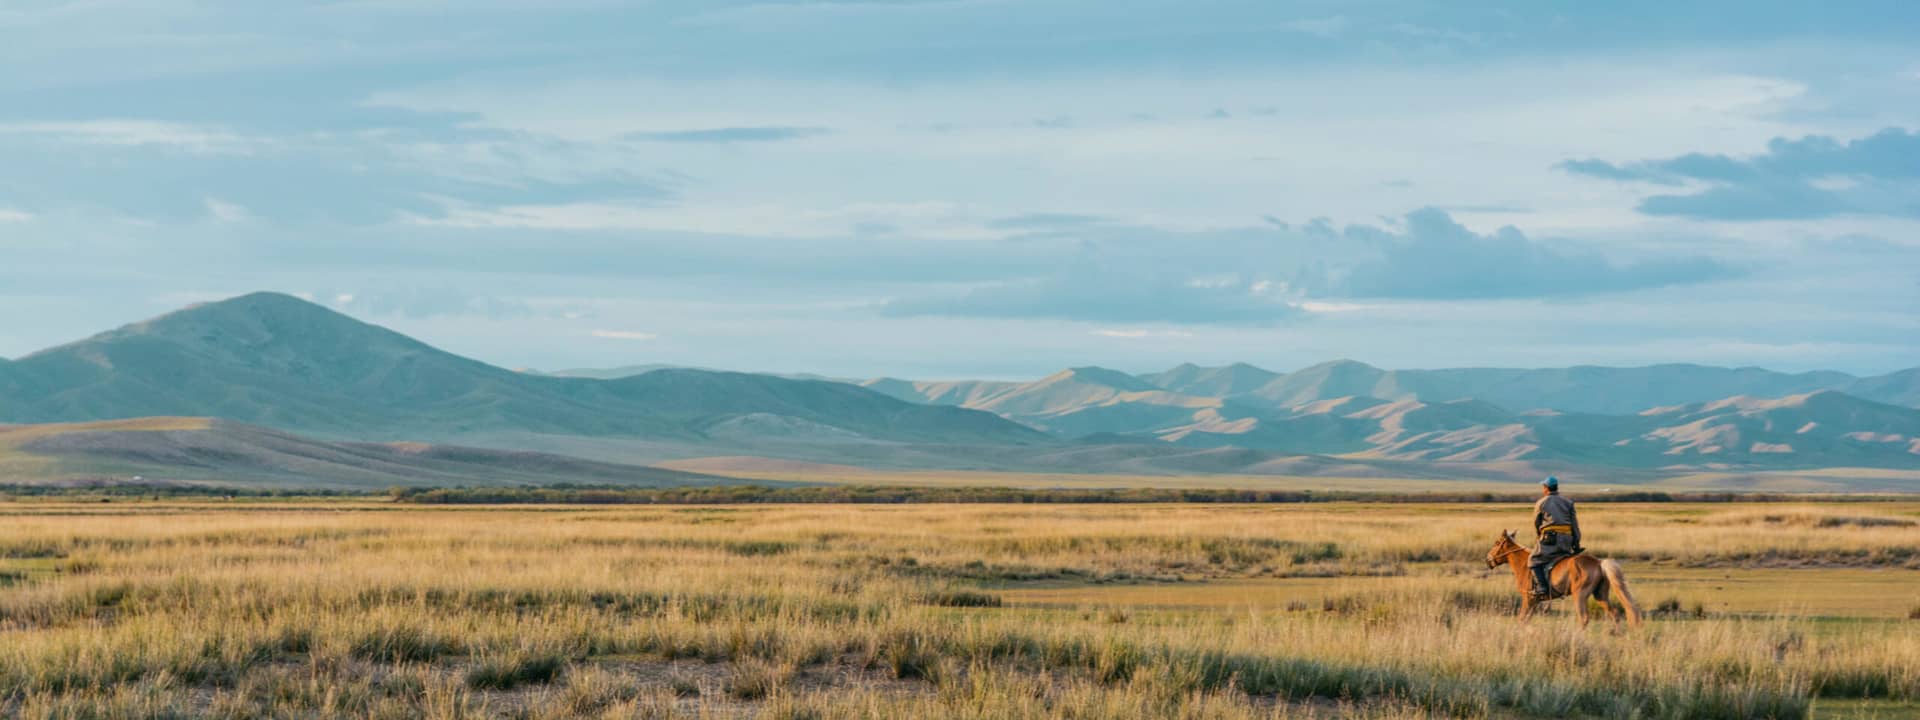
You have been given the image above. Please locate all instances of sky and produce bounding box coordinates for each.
[2,1,1917,379]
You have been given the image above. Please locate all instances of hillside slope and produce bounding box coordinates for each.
[863,367,1267,436]
[0,418,744,490]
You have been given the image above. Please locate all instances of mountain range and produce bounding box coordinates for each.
[864,360,1919,419]
[1,292,1916,488]
[856,363,1920,469]
[0,292,1042,445]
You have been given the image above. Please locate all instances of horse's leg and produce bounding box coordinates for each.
[1592,576,1619,626]
[1573,573,1593,630]
[1603,583,1625,629]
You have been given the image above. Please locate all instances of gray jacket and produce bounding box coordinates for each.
[1533,493,1580,547]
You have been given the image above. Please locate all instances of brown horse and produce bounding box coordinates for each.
[1486,530,1642,628]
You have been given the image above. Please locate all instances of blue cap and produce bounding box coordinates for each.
[1541,476,1559,489]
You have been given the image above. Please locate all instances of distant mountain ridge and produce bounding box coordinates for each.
[867,359,1917,422]
[1145,359,1906,415]
[0,293,1044,446]
[858,360,1920,469]
[1155,389,1920,468]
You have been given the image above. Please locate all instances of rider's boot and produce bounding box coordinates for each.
[1529,565,1553,601]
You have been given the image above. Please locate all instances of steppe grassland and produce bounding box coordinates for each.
[0,501,1915,718]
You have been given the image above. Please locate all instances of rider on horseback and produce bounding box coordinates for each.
[1529,476,1581,601]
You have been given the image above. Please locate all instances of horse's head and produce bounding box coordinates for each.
[1485,529,1521,569]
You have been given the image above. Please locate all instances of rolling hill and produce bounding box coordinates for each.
[0,417,746,490]
[863,367,1273,437]
[0,293,1045,446]
[1140,362,1283,398]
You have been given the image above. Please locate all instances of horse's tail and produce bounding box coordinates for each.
[1600,558,1643,627]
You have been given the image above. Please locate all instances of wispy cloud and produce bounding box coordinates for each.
[1090,328,1194,338]
[623,126,831,143]
[408,199,1006,239]
[986,213,1111,231]
[1298,301,1370,313]
[0,120,258,154]
[590,329,659,340]
[329,288,533,319]
[204,198,251,224]
[0,209,32,223]
[1277,16,1348,38]
[882,268,1300,326]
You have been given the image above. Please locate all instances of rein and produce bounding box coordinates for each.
[1486,544,1528,569]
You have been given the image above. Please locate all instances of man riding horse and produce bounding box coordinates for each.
[1529,476,1581,601]
[1486,478,1642,627]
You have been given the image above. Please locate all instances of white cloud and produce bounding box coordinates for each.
[0,120,258,154]
[407,199,1025,240]
[1298,301,1371,313]
[0,209,32,223]
[204,198,251,223]
[1277,16,1348,38]
[1091,328,1194,339]
[591,329,659,340]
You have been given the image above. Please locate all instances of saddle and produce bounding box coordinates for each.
[1536,549,1585,600]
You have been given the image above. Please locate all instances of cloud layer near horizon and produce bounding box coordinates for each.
[881,208,1742,324]
[1561,128,1920,220]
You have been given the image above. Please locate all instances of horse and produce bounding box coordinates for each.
[1485,530,1642,629]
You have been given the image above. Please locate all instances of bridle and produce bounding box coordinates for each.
[1485,543,1528,569]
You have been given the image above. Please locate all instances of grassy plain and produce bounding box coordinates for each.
[0,500,1915,718]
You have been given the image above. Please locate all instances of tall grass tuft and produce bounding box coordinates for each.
[465,648,569,691]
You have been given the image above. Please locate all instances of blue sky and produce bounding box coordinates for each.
[2,1,1916,378]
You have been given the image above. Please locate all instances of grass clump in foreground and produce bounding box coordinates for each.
[465,647,569,691]
[0,501,1912,718]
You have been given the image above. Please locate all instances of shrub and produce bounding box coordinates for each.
[727,660,793,700]
[465,650,568,691]
[669,670,703,698]
[726,541,796,557]
[917,590,1003,608]
[350,626,458,663]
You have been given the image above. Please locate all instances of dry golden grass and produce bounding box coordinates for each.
[0,500,1915,718]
